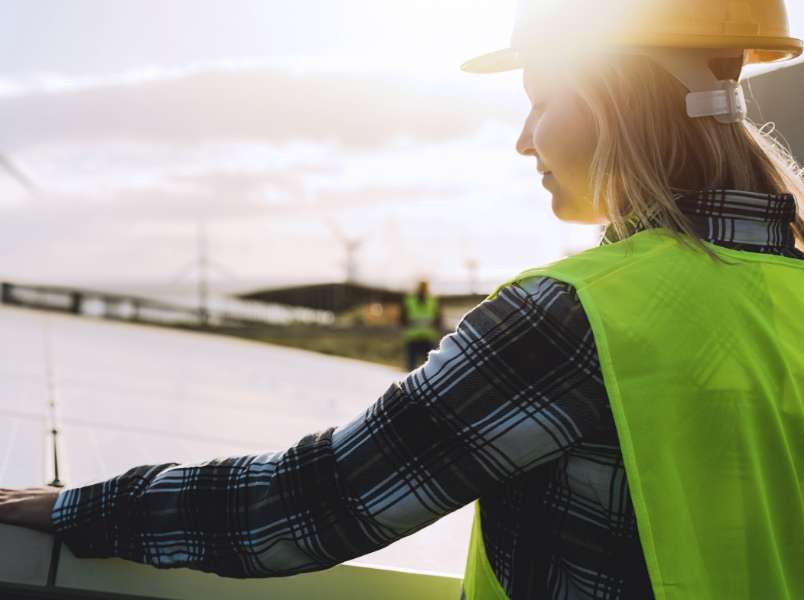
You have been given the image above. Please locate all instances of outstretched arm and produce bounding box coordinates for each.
[1,277,607,578]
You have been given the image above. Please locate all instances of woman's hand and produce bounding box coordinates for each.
[0,487,60,532]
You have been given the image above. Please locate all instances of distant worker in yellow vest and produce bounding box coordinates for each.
[2,2,803,600]
[401,279,442,371]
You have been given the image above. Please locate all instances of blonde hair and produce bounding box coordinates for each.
[567,53,804,259]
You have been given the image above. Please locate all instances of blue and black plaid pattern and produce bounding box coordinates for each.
[603,189,803,257]
[52,189,802,599]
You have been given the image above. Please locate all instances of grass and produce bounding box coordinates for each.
[184,323,407,369]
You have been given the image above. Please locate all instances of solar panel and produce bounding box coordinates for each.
[0,305,472,575]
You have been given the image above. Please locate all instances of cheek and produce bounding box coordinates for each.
[533,98,596,185]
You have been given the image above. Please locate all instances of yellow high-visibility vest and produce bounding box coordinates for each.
[403,294,439,343]
[463,228,804,599]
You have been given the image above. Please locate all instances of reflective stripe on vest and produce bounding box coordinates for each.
[404,294,439,342]
[463,228,804,600]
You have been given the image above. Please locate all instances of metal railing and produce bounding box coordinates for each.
[0,281,330,329]
[0,524,464,600]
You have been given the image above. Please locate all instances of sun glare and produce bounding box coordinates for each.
[341,0,518,71]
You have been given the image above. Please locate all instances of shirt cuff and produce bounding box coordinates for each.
[50,487,75,534]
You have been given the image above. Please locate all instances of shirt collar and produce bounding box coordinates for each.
[600,189,799,251]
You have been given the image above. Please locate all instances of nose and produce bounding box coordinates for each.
[516,110,537,157]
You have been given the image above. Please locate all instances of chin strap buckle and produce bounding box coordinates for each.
[686,80,747,123]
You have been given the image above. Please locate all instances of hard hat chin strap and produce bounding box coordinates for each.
[611,47,748,123]
[686,81,747,124]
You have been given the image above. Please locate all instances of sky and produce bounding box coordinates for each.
[1,1,802,295]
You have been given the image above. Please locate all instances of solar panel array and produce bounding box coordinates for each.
[0,305,472,575]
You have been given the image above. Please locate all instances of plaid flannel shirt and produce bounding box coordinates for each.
[52,189,803,599]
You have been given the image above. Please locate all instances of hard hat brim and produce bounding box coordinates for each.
[461,35,804,74]
[461,49,522,74]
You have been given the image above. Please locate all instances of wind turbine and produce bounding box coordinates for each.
[168,220,243,326]
[327,219,365,284]
[464,258,479,294]
[0,155,64,486]
[0,153,37,194]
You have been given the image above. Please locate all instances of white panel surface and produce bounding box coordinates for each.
[0,524,54,586]
[0,306,472,575]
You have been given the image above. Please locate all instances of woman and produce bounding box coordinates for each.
[2,1,803,598]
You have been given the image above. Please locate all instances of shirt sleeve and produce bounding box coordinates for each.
[51,276,608,578]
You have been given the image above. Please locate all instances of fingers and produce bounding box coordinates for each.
[0,487,58,496]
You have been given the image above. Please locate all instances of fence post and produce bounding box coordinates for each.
[69,292,82,315]
[0,282,11,305]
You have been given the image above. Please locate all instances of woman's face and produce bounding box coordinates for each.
[517,66,607,224]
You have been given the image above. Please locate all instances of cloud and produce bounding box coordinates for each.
[0,61,598,292]
[0,61,523,152]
